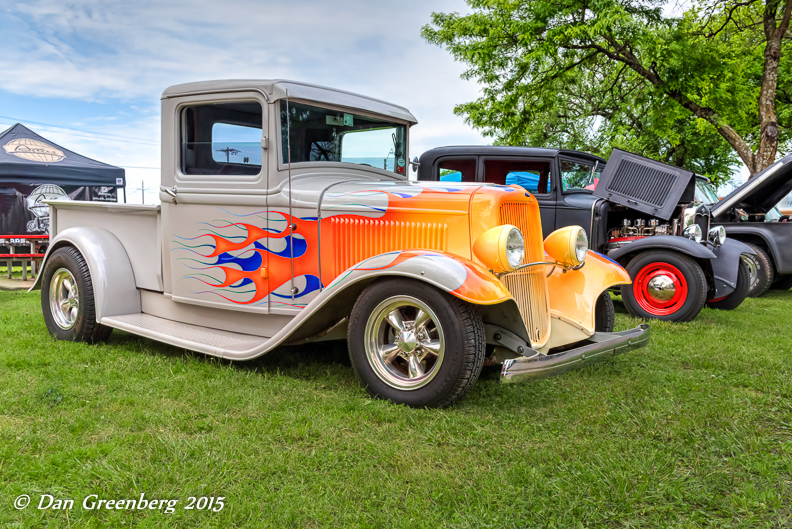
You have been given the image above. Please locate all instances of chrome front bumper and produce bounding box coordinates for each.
[501,324,650,384]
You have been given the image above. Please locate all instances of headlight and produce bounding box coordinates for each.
[708,225,726,247]
[505,228,525,268]
[544,226,588,267]
[683,224,702,243]
[473,224,524,273]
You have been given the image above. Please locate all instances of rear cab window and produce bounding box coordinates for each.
[437,158,476,182]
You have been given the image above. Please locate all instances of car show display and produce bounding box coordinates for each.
[417,146,754,322]
[29,80,650,408]
[695,157,792,297]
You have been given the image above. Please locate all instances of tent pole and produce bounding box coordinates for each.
[122,186,126,203]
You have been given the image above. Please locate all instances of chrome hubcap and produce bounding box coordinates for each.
[49,268,79,330]
[646,274,676,302]
[742,254,758,287]
[365,296,445,390]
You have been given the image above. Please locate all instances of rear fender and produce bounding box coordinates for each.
[545,251,631,335]
[28,227,140,320]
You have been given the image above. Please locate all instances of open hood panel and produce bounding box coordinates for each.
[593,149,694,220]
[711,153,792,217]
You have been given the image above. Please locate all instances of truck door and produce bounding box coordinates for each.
[162,95,271,314]
[478,156,556,237]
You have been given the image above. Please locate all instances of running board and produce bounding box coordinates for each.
[101,313,269,358]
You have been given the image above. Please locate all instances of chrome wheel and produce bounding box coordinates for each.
[364,295,445,390]
[49,268,79,330]
[742,254,758,289]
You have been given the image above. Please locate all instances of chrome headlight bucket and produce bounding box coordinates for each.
[683,224,702,243]
[708,225,727,247]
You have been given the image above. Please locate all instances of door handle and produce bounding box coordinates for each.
[164,186,177,204]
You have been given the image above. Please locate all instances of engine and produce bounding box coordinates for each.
[607,218,673,250]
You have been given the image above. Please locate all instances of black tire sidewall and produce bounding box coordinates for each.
[348,279,483,408]
[620,251,706,322]
[745,244,774,297]
[594,291,615,333]
[41,247,95,341]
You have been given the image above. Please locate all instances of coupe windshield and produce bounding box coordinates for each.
[695,180,720,204]
[280,101,408,174]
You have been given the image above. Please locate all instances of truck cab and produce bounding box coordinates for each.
[32,80,649,408]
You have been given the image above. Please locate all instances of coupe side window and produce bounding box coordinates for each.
[437,159,476,182]
[483,159,552,194]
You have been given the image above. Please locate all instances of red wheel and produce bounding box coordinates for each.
[621,250,707,322]
[632,262,689,316]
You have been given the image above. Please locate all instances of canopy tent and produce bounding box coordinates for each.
[0,124,126,237]
[0,123,125,187]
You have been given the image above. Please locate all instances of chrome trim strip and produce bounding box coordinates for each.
[500,324,650,383]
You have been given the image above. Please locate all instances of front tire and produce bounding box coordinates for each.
[743,243,774,297]
[620,250,707,322]
[41,246,112,343]
[594,291,615,332]
[707,258,750,310]
[348,279,485,408]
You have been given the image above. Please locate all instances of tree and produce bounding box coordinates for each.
[422,0,792,179]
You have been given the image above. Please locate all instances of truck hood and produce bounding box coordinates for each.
[711,153,792,217]
[593,149,695,220]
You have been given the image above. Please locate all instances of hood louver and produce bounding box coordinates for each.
[593,149,694,220]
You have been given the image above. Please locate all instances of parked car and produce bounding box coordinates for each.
[417,147,754,322]
[694,155,792,296]
[29,80,649,408]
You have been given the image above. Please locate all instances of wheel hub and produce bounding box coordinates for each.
[646,274,676,302]
[49,268,80,330]
[397,329,418,353]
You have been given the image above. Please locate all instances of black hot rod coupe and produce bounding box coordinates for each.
[416,147,754,323]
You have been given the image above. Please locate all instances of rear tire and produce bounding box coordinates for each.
[41,246,112,343]
[620,250,707,322]
[707,258,750,310]
[594,291,615,332]
[744,243,774,297]
[348,279,485,408]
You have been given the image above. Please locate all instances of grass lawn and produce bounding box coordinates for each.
[0,290,791,528]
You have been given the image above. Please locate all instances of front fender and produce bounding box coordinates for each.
[710,238,755,297]
[324,249,511,305]
[28,227,140,320]
[607,235,716,261]
[545,251,631,336]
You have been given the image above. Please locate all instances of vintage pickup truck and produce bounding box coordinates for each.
[417,147,754,322]
[31,80,649,408]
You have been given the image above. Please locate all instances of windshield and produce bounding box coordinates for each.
[280,101,408,175]
[695,180,720,204]
[560,159,604,191]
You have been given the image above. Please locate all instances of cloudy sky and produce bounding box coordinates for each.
[0,0,486,204]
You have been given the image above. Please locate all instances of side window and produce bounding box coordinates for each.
[483,159,552,194]
[560,159,599,191]
[181,101,262,176]
[437,159,476,182]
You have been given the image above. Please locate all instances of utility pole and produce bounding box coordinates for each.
[216,147,241,162]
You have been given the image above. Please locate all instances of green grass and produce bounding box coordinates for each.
[0,291,791,528]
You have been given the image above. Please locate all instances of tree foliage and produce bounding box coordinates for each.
[422,0,792,184]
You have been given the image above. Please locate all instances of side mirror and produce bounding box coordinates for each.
[410,156,420,173]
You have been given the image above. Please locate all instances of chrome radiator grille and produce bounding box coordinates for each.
[499,202,551,347]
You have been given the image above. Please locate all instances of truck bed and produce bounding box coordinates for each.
[49,200,163,292]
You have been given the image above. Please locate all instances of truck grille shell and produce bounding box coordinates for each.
[499,202,551,347]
